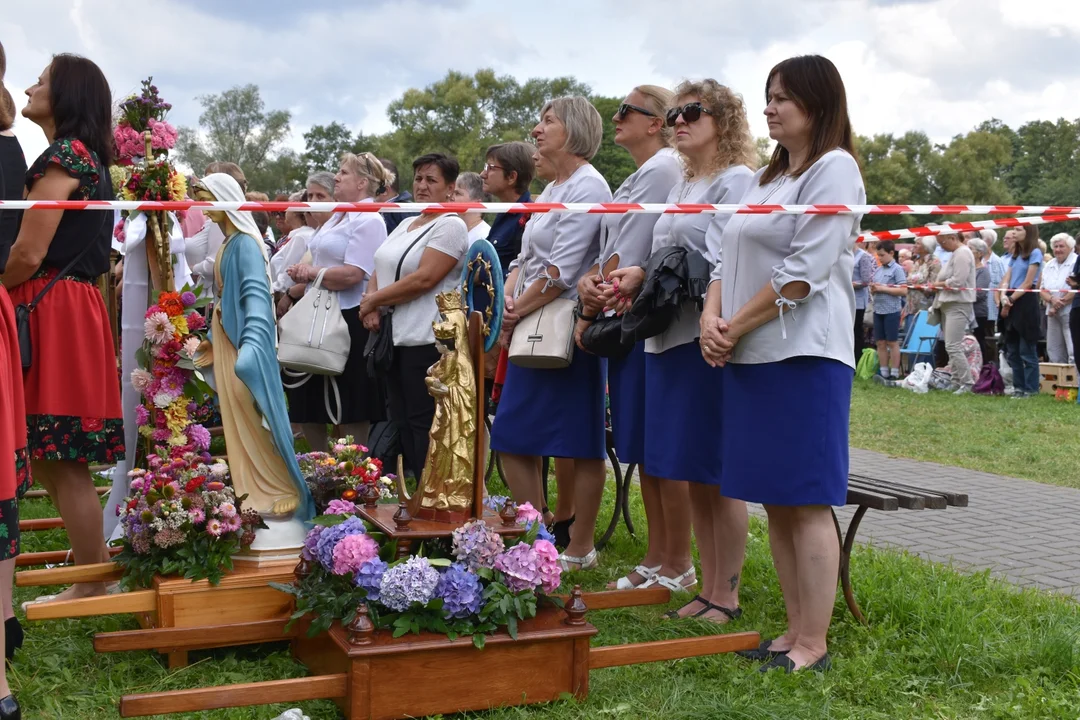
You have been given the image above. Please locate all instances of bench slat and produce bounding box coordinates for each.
[845,486,898,511]
[846,480,930,510]
[848,474,959,508]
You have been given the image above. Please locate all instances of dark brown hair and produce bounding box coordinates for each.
[760,55,857,185]
[0,87,14,131]
[485,141,536,195]
[50,54,114,166]
[412,153,459,184]
[204,161,247,193]
[876,240,896,258]
[0,40,6,80]
[1011,225,1039,260]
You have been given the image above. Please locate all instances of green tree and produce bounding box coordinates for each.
[856,131,935,232]
[175,84,294,193]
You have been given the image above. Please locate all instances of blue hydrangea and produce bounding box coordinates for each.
[378,556,440,612]
[535,523,555,544]
[314,516,366,571]
[434,563,484,619]
[355,558,388,602]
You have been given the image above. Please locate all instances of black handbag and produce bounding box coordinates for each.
[580,311,634,358]
[363,220,441,376]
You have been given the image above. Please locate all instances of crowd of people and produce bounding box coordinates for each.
[855,224,1080,397]
[8,41,1042,711]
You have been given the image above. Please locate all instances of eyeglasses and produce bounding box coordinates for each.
[665,102,714,127]
[616,103,656,120]
[483,163,505,173]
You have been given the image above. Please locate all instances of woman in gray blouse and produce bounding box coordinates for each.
[604,80,756,622]
[573,85,681,590]
[932,232,977,393]
[490,96,613,571]
[701,55,865,673]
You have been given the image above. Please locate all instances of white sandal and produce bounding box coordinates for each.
[613,564,661,590]
[640,567,697,593]
[557,548,599,572]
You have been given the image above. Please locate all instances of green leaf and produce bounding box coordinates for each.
[427,557,452,568]
[472,633,485,650]
[311,514,348,527]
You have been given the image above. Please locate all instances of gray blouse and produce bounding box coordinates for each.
[510,163,612,301]
[597,148,682,271]
[644,165,754,354]
[710,149,866,368]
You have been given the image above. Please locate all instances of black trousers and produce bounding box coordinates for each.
[1071,308,1080,377]
[854,308,865,365]
[385,343,441,479]
[973,317,994,366]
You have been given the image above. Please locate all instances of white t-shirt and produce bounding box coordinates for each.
[269,226,314,292]
[373,216,470,347]
[306,205,387,310]
[467,220,491,244]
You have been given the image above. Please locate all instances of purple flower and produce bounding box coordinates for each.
[378,556,440,611]
[186,424,211,450]
[484,495,509,512]
[134,405,150,426]
[435,564,484,619]
[331,533,379,576]
[301,525,324,562]
[180,291,197,307]
[315,516,366,570]
[355,558,387,601]
[494,543,542,593]
[324,499,357,516]
[451,520,505,572]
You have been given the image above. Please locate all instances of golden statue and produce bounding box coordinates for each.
[397,290,477,521]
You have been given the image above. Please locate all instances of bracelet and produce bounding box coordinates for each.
[577,310,601,322]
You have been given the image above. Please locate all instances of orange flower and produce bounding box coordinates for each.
[159,292,184,317]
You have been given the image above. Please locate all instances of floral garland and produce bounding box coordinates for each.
[131,286,214,454]
[273,502,560,647]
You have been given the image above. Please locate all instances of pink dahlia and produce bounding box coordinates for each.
[144,311,175,345]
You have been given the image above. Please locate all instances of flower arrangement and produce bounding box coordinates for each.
[132,286,214,455]
[118,156,188,203]
[114,78,177,162]
[296,436,394,513]
[272,502,561,647]
[113,452,265,590]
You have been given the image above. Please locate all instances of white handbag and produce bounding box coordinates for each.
[278,268,350,423]
[508,253,576,370]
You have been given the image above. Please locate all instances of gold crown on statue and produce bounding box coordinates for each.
[435,289,465,313]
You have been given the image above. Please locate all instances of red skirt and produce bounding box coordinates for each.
[8,271,125,465]
[0,286,29,559]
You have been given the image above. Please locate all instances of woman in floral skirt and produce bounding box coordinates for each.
[2,54,124,604]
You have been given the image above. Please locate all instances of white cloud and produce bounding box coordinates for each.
[2,0,1079,169]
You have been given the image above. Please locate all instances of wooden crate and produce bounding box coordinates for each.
[1040,363,1078,394]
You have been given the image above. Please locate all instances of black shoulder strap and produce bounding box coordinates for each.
[394,218,442,282]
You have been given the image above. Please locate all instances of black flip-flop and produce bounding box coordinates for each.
[737,639,785,661]
[694,601,742,622]
[662,594,709,620]
[758,652,832,674]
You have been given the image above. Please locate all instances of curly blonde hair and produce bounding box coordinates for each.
[672,79,758,180]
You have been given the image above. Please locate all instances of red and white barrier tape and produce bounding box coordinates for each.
[871,284,1066,294]
[2,200,1080,216]
[858,213,1080,242]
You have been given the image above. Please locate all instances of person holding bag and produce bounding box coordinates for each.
[489,96,612,571]
[282,153,392,451]
[603,80,755,619]
[3,54,123,606]
[360,153,469,481]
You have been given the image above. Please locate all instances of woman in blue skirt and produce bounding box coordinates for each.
[573,84,681,589]
[607,79,756,623]
[491,96,612,571]
[702,55,865,673]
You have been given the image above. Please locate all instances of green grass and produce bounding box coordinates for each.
[850,380,1080,488]
[13,469,1080,719]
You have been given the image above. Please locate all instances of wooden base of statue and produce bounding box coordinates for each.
[115,586,761,719]
[17,559,297,669]
[357,502,524,559]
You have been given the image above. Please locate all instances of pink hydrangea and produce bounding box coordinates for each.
[147,118,178,150]
[331,533,380,576]
[532,539,562,594]
[324,499,357,516]
[494,543,542,593]
[114,124,144,159]
[515,502,543,527]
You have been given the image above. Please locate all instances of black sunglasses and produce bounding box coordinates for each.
[665,102,714,127]
[616,103,656,120]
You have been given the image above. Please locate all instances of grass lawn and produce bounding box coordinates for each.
[14,466,1080,720]
[850,380,1080,488]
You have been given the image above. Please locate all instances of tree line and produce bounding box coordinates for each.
[176,69,1080,239]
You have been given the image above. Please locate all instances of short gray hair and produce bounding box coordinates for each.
[456,171,485,201]
[918,237,937,253]
[979,229,998,247]
[968,238,988,257]
[540,96,603,160]
[1050,232,1076,252]
[306,171,336,198]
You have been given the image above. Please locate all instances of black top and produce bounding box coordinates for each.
[0,134,27,274]
[486,191,531,277]
[25,137,113,279]
[382,190,418,236]
[1072,254,1080,310]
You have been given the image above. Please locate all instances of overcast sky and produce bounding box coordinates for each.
[3,0,1079,166]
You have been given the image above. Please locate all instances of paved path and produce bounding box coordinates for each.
[830,448,1080,597]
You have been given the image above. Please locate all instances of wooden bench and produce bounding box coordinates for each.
[837,473,968,624]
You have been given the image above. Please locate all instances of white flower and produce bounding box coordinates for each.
[182,337,201,359]
[153,391,177,409]
[131,368,153,393]
[209,462,229,478]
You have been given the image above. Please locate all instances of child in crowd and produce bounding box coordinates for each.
[870,240,908,383]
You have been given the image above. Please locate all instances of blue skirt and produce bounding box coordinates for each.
[608,343,646,465]
[643,341,723,484]
[721,357,853,506]
[490,351,607,459]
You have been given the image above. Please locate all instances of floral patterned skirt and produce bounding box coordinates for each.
[0,287,31,559]
[8,272,125,465]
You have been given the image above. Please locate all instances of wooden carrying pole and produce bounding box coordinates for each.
[120,675,348,717]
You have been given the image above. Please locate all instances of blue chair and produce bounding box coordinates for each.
[900,310,937,371]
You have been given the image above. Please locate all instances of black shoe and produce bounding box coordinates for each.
[551,515,575,550]
[758,652,832,674]
[0,694,19,720]
[737,639,785,662]
[5,618,23,660]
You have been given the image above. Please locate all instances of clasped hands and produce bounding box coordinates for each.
[286,263,318,284]
[699,314,736,368]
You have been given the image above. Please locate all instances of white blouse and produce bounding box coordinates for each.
[1042,253,1077,312]
[711,149,866,368]
[597,148,682,271]
[306,202,387,310]
[269,226,314,293]
[372,216,469,347]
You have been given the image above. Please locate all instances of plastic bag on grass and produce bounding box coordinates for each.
[900,362,932,393]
